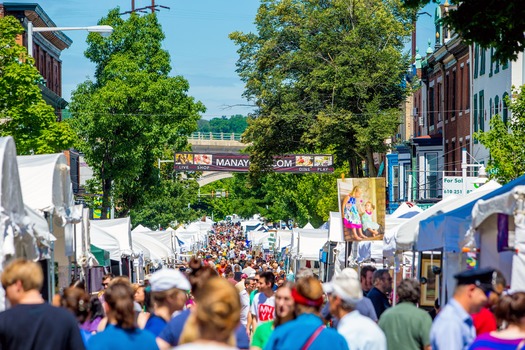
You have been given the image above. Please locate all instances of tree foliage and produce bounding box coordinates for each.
[475,86,525,183]
[230,0,412,178]
[0,16,76,154]
[404,0,525,62]
[69,9,205,218]
[197,115,248,134]
[197,171,341,228]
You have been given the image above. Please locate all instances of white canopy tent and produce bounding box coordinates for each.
[296,229,329,260]
[17,152,82,291]
[302,222,315,230]
[89,222,122,261]
[276,230,292,251]
[90,217,133,261]
[131,232,172,262]
[139,230,179,258]
[0,137,38,310]
[469,185,525,292]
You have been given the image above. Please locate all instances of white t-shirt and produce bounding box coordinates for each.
[239,290,250,326]
[249,292,275,323]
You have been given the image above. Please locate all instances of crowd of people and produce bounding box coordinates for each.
[0,221,524,349]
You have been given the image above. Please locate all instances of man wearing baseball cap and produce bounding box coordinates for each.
[326,270,386,350]
[430,267,496,350]
[143,268,191,336]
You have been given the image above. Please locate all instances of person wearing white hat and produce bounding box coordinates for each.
[321,268,378,326]
[327,271,387,350]
[142,269,191,337]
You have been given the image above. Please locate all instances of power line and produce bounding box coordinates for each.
[120,0,170,16]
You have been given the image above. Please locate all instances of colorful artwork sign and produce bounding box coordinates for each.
[174,153,334,173]
[337,178,386,242]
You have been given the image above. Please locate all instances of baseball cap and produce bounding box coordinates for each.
[323,270,363,305]
[150,268,191,292]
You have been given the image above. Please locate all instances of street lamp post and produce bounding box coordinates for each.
[27,22,113,57]
[461,148,488,195]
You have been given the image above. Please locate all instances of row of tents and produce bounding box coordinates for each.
[0,136,214,308]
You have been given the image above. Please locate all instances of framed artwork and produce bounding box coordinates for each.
[420,258,440,307]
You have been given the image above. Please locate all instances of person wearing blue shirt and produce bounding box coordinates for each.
[430,268,496,350]
[88,280,157,350]
[366,269,392,319]
[265,276,348,350]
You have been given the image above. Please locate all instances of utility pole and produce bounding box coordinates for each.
[121,0,170,15]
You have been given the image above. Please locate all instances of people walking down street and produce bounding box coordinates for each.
[250,282,295,350]
[471,269,506,336]
[0,259,86,350]
[61,286,95,346]
[143,269,191,336]
[157,259,250,350]
[430,268,495,350]
[87,279,158,350]
[326,271,386,350]
[469,292,525,349]
[360,265,377,297]
[176,277,241,350]
[250,271,276,330]
[378,279,432,350]
[366,269,392,318]
[265,276,349,350]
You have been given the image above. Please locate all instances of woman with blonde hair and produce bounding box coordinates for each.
[265,276,349,350]
[177,276,241,349]
[87,279,157,349]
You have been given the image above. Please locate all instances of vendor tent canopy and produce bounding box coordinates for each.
[131,231,172,261]
[417,180,503,251]
[417,178,525,303]
[296,229,329,260]
[302,222,315,230]
[90,244,110,266]
[0,137,37,310]
[90,217,133,258]
[388,202,423,219]
[469,184,525,291]
[139,230,179,256]
[89,222,122,261]
[328,212,345,242]
[277,230,292,251]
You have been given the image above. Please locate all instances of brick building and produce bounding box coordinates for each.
[0,2,71,119]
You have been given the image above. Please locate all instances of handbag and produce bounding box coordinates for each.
[301,325,326,350]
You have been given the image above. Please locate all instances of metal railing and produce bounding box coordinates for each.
[189,132,243,141]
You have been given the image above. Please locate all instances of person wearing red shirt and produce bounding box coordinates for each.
[471,270,506,335]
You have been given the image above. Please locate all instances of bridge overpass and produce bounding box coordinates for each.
[187,132,248,186]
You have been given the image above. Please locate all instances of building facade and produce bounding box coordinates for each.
[0,3,71,119]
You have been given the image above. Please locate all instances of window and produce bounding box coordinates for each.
[429,87,435,126]
[479,90,485,132]
[480,48,486,76]
[494,95,499,116]
[495,48,500,74]
[502,59,509,70]
[437,83,442,121]
[460,66,464,111]
[474,93,478,133]
[393,166,399,201]
[489,48,494,77]
[452,70,456,118]
[445,75,450,120]
[424,153,439,199]
[502,92,509,124]
[474,45,479,78]
[466,63,470,109]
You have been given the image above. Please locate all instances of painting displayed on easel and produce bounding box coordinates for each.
[337,178,386,242]
[420,256,441,307]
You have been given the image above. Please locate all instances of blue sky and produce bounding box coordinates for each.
[16,0,436,119]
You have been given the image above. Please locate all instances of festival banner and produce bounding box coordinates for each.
[174,153,334,173]
[337,178,386,242]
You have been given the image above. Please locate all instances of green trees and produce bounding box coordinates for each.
[230,0,412,177]
[69,10,205,219]
[404,0,525,62]
[0,16,75,154]
[198,115,248,134]
[476,87,525,183]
